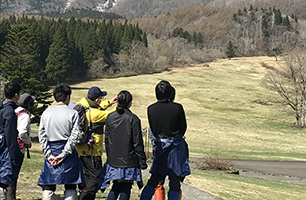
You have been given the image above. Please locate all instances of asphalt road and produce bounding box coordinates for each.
[231,159,306,179]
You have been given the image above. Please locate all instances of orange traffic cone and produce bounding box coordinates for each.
[154,184,165,200]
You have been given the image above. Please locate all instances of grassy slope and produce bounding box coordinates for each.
[68,56,305,161]
[21,56,306,199]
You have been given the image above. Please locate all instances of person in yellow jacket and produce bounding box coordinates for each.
[76,86,117,200]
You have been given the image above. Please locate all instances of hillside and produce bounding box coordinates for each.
[1,0,306,20]
[129,6,237,38]
[113,0,306,19]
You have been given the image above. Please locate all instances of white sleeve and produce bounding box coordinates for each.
[17,113,31,145]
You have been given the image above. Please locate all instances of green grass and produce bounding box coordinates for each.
[188,170,306,200]
[21,56,306,199]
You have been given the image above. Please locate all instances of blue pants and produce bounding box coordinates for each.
[107,180,132,200]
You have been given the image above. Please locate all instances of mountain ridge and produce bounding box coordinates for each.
[1,0,306,20]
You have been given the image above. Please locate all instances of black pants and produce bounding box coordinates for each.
[79,156,102,200]
[42,184,76,191]
[147,174,181,192]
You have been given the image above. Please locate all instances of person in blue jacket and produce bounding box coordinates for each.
[0,81,23,200]
[140,80,190,200]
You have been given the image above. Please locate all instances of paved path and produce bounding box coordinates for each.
[231,159,306,179]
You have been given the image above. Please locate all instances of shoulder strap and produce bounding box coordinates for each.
[16,110,27,117]
[88,108,92,131]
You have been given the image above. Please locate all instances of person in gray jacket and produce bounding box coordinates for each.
[38,83,85,200]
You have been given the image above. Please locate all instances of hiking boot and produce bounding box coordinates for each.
[0,187,7,200]
[42,190,55,200]
[6,186,16,200]
[64,189,78,200]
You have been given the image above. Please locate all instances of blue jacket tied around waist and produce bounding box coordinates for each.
[150,135,190,177]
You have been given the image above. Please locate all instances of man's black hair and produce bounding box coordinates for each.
[4,81,21,99]
[53,83,71,102]
[155,80,172,102]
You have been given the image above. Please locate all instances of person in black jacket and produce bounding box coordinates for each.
[0,81,23,200]
[140,80,190,200]
[98,90,147,200]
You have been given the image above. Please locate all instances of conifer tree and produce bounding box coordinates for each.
[274,9,282,25]
[0,21,51,124]
[83,26,99,66]
[142,32,148,48]
[113,23,124,54]
[0,19,11,54]
[66,17,78,75]
[262,15,270,39]
[282,15,291,30]
[45,22,71,84]
[120,24,133,53]
[225,41,236,60]
[196,32,203,49]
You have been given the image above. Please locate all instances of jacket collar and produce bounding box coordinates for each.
[0,99,18,110]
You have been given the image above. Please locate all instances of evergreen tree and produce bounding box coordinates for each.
[133,23,142,41]
[294,15,298,23]
[196,32,203,49]
[233,13,238,21]
[66,17,78,75]
[83,26,99,66]
[249,5,254,11]
[262,15,270,39]
[0,21,51,124]
[97,20,109,55]
[192,32,197,44]
[0,19,11,54]
[274,9,282,25]
[238,9,242,16]
[106,19,115,54]
[142,32,148,48]
[282,15,291,30]
[120,24,133,53]
[112,23,124,54]
[45,22,71,84]
[225,41,236,59]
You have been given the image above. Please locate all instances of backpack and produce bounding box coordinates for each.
[68,103,93,145]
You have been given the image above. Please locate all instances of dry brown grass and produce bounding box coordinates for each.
[21,56,306,199]
[127,5,237,37]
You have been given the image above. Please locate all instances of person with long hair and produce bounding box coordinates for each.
[98,90,147,200]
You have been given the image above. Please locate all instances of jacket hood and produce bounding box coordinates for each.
[78,97,100,108]
[0,99,18,110]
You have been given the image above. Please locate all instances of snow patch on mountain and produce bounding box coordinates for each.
[64,0,76,13]
[96,0,118,12]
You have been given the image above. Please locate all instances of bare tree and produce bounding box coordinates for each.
[117,41,154,75]
[263,53,306,127]
[87,57,109,78]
